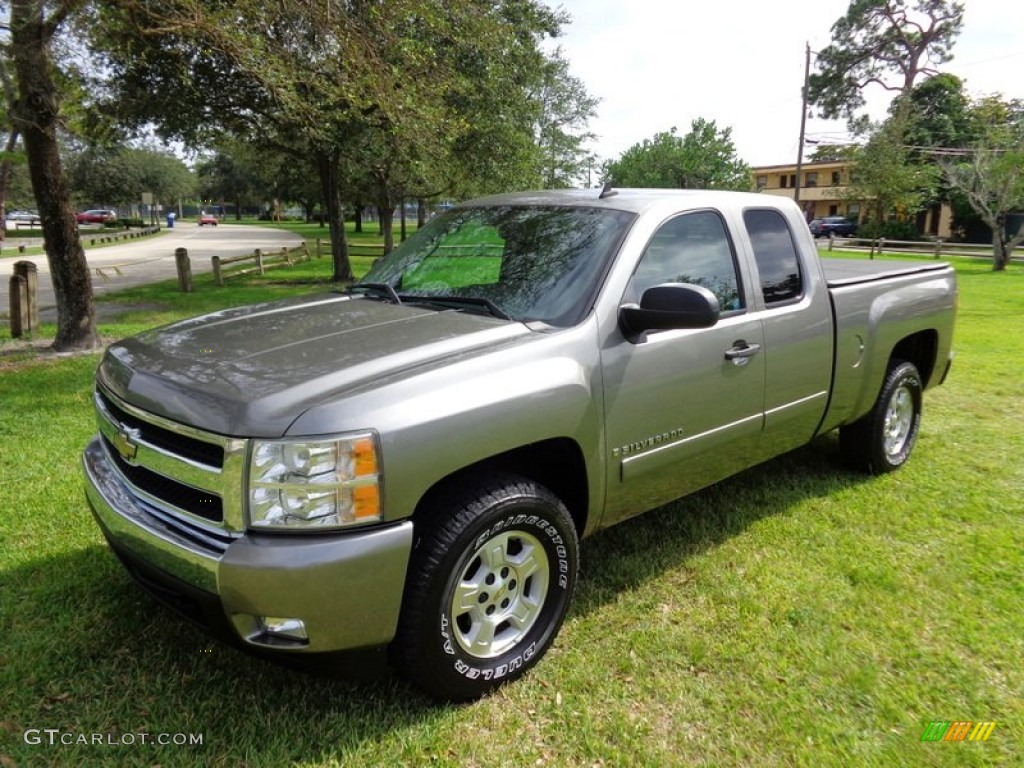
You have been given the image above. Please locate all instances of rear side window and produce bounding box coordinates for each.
[743,209,803,304]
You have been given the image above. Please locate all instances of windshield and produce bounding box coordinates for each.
[358,205,635,326]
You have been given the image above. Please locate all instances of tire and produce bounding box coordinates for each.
[392,473,579,701]
[840,360,922,474]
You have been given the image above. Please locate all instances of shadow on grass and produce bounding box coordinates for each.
[3,434,872,765]
[572,433,872,615]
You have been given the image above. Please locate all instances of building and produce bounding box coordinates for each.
[751,160,953,238]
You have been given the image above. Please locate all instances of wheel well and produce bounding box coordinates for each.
[412,438,589,537]
[890,330,938,386]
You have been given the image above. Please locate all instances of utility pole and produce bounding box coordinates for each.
[794,42,811,213]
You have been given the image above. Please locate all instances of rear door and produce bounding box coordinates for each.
[740,208,833,458]
[601,209,766,525]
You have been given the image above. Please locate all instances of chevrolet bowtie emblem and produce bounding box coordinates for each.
[112,425,142,463]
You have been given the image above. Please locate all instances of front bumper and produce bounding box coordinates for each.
[84,436,413,653]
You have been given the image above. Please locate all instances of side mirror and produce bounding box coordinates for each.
[618,283,720,341]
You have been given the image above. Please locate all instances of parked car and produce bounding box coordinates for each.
[809,216,858,238]
[84,189,956,701]
[76,209,118,224]
[6,210,41,224]
[198,213,219,226]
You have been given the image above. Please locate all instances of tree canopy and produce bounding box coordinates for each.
[603,120,750,191]
[808,0,964,125]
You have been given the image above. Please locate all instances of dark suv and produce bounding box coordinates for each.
[809,216,858,238]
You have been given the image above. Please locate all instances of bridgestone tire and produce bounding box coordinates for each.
[392,473,579,701]
[840,360,923,474]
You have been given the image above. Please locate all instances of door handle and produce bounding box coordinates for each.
[725,341,761,360]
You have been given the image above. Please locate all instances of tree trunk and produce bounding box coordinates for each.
[316,150,352,282]
[0,129,20,242]
[353,204,363,233]
[992,233,1009,272]
[11,0,99,351]
[417,197,427,227]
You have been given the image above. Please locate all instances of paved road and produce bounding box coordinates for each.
[0,221,303,319]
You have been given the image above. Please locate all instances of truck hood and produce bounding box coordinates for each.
[97,293,532,437]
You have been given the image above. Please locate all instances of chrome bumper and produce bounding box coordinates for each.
[84,436,413,652]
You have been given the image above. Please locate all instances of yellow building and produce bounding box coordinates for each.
[751,160,952,238]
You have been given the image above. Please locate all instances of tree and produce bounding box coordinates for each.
[808,0,964,125]
[7,0,99,350]
[938,98,1024,270]
[95,0,571,282]
[847,121,939,230]
[532,48,599,188]
[603,120,750,191]
[68,145,194,212]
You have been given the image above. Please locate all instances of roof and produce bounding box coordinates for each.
[458,188,789,216]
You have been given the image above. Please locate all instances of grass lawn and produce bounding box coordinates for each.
[0,249,1021,766]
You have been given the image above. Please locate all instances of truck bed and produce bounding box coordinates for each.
[824,258,951,288]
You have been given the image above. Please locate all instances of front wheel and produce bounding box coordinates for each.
[392,474,579,701]
[840,360,923,473]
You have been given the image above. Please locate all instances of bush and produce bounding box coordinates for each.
[857,220,926,242]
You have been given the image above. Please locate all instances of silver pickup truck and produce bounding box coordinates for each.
[83,189,956,700]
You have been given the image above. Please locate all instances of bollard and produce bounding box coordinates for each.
[174,247,193,293]
[13,261,39,333]
[827,231,835,252]
[255,248,264,275]
[9,274,29,338]
[212,255,223,287]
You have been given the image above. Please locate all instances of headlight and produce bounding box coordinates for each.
[248,432,382,530]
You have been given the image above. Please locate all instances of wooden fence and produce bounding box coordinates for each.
[211,242,312,286]
[821,235,1003,260]
[314,238,386,259]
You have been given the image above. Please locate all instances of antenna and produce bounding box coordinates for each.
[599,182,617,199]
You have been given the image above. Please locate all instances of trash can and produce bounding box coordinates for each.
[166,212,176,228]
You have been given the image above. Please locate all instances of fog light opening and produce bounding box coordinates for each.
[252,616,310,647]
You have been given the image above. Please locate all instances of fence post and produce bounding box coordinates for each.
[827,232,835,252]
[877,238,885,258]
[174,248,193,292]
[302,241,311,261]
[9,274,28,338]
[255,248,264,275]
[13,261,38,333]
[316,238,322,258]
[212,255,223,287]
[933,238,942,259]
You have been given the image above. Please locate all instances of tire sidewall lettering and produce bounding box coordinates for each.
[439,510,571,682]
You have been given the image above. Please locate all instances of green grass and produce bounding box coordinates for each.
[0,250,1021,766]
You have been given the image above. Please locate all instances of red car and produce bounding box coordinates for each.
[76,209,118,224]
[198,213,219,226]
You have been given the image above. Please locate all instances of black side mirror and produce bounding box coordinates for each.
[619,283,720,341]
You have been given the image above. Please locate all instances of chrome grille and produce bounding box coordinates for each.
[94,385,248,538]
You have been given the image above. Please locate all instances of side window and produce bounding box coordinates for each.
[629,210,743,311]
[743,209,803,304]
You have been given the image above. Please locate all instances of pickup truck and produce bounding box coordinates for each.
[83,188,956,701]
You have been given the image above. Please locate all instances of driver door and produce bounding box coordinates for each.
[601,209,766,525]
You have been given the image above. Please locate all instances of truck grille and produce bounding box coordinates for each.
[98,389,224,468]
[94,385,248,539]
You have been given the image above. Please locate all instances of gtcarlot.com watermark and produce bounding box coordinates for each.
[24,728,203,747]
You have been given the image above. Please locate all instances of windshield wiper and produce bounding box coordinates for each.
[408,295,511,320]
[348,283,403,305]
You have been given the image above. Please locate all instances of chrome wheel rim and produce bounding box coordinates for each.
[883,385,914,456]
[449,530,550,659]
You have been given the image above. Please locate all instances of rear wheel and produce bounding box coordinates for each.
[840,360,922,473]
[392,473,579,701]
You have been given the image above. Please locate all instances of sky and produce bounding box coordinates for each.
[548,0,1024,169]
